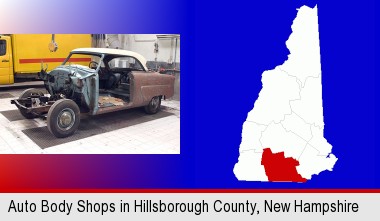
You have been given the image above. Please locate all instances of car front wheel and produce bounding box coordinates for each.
[47,99,80,138]
[18,88,44,119]
[144,96,161,114]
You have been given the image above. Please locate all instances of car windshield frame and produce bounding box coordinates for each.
[62,52,105,73]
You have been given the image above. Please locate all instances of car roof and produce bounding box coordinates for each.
[72,48,148,71]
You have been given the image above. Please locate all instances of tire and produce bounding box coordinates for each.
[47,99,80,138]
[144,96,161,114]
[18,88,44,119]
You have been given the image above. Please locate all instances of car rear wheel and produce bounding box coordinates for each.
[47,99,80,138]
[144,96,161,114]
[18,88,44,119]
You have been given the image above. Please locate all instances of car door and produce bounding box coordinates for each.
[0,37,12,84]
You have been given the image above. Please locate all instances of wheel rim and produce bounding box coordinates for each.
[57,108,75,131]
[150,97,159,109]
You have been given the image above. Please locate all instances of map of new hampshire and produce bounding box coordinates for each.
[234,5,337,182]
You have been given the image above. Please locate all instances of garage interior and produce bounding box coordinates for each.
[0,34,180,154]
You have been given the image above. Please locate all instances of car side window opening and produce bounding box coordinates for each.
[0,40,6,56]
[108,57,143,70]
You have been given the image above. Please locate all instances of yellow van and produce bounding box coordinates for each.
[0,34,91,85]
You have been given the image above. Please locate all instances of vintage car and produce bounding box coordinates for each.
[11,48,175,138]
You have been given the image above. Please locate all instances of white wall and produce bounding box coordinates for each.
[107,34,180,63]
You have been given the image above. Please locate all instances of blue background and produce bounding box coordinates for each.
[195,0,379,188]
[0,0,378,190]
[191,0,378,188]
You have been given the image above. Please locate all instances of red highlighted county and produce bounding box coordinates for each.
[261,148,307,183]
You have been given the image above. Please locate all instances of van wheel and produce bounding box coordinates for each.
[47,99,80,138]
[144,96,161,114]
[18,88,44,119]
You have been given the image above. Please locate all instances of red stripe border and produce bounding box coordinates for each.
[1,189,380,193]
[19,58,91,64]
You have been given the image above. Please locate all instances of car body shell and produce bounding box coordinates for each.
[11,48,175,116]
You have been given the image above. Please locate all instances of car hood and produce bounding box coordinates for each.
[50,64,96,79]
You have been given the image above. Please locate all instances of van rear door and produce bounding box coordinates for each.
[0,36,13,85]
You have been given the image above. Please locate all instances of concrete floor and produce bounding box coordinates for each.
[0,87,180,154]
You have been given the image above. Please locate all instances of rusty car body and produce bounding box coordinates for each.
[11,48,175,138]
